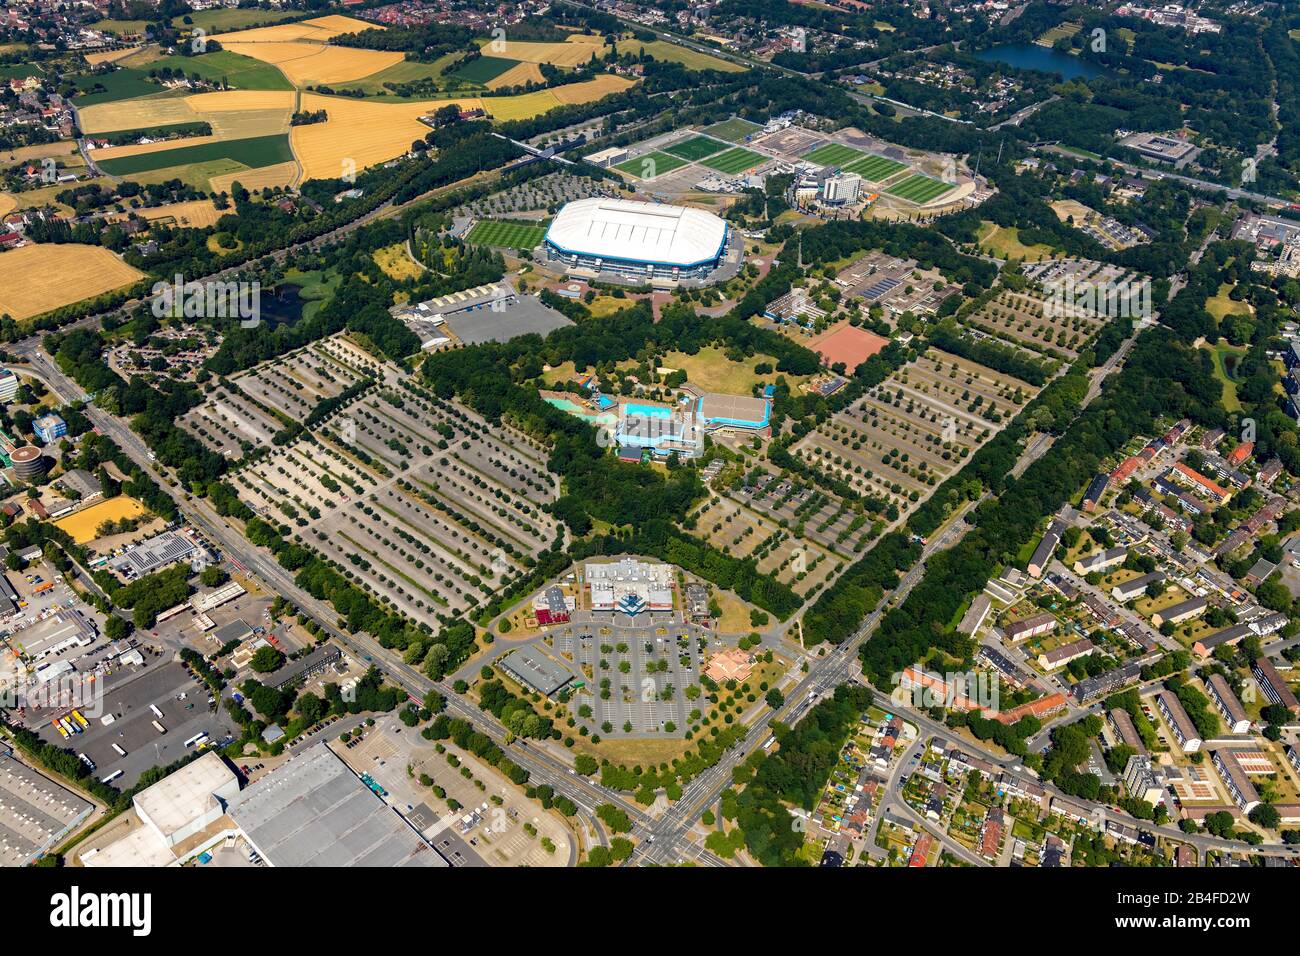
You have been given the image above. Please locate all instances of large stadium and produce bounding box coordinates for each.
[543,197,732,283]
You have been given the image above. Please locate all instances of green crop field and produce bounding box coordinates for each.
[843,154,908,182]
[702,117,762,143]
[0,63,44,81]
[466,218,549,250]
[98,133,294,176]
[663,135,728,161]
[885,173,954,204]
[614,151,690,179]
[804,142,866,167]
[182,8,302,31]
[141,50,293,91]
[73,69,163,105]
[449,55,520,85]
[700,146,765,174]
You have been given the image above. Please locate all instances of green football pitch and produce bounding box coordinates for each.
[466,219,548,250]
[702,117,763,143]
[885,174,955,204]
[804,142,866,167]
[842,154,908,182]
[700,147,765,174]
[614,151,690,179]
[662,135,728,161]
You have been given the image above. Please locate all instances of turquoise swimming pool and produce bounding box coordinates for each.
[545,396,617,426]
[622,402,674,419]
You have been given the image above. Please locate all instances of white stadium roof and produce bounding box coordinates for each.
[545,197,727,269]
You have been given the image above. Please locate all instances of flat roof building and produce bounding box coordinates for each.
[1157,690,1202,752]
[110,531,199,579]
[498,644,573,697]
[696,392,770,431]
[1204,672,1251,734]
[10,610,95,661]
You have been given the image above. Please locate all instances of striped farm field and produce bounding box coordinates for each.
[700,146,765,174]
[450,55,520,85]
[663,135,728,161]
[487,61,545,90]
[614,150,690,179]
[97,133,293,176]
[842,153,908,182]
[804,142,866,167]
[482,39,604,67]
[885,173,955,204]
[466,218,549,250]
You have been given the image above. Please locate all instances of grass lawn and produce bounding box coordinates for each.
[142,50,293,91]
[182,8,302,32]
[703,117,763,142]
[466,218,548,250]
[1201,341,1247,412]
[98,133,293,176]
[976,221,1055,261]
[614,150,690,179]
[0,63,44,81]
[1206,283,1253,322]
[662,345,798,394]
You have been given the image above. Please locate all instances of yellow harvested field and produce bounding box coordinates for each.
[54,497,148,544]
[564,33,606,44]
[0,193,15,218]
[290,78,632,180]
[84,46,141,65]
[209,160,299,195]
[487,61,545,90]
[186,90,296,112]
[299,14,377,36]
[0,244,145,321]
[213,14,374,42]
[91,134,219,161]
[485,39,606,67]
[116,199,225,229]
[290,91,459,181]
[548,74,634,105]
[78,94,199,134]
[220,40,404,85]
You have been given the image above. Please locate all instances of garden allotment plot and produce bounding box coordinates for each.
[466,218,549,251]
[231,375,559,621]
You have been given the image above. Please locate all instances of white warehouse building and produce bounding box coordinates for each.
[544,197,730,282]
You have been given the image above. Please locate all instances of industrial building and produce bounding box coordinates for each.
[0,743,93,866]
[110,531,201,579]
[544,198,730,282]
[10,610,96,662]
[227,743,445,867]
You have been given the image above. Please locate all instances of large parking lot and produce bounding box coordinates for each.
[24,658,236,789]
[793,349,1038,520]
[551,620,706,737]
[228,372,559,620]
[183,335,384,460]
